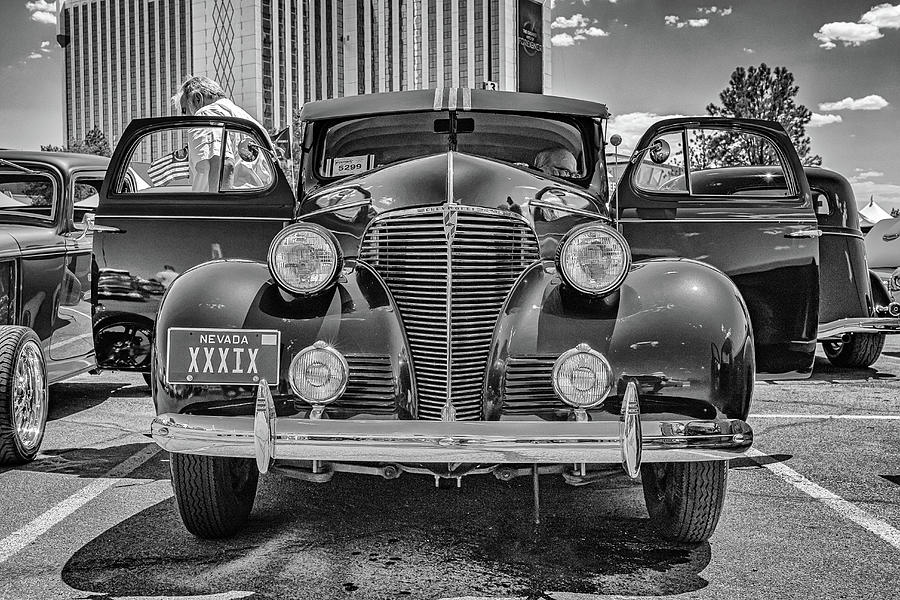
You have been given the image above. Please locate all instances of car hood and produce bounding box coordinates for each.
[300,151,608,259]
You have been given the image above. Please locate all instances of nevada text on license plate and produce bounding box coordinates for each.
[166,328,281,385]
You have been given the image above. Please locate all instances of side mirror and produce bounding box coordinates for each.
[649,139,671,164]
[237,138,260,162]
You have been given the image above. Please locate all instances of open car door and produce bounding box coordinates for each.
[92,117,294,374]
[615,117,820,377]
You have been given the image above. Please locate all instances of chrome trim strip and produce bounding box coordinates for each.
[821,230,865,240]
[18,248,67,259]
[618,217,820,224]
[152,413,753,464]
[433,87,444,111]
[95,215,289,221]
[817,317,900,338]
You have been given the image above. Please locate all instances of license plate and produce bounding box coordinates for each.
[166,327,281,385]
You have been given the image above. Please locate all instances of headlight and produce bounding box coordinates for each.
[891,269,900,292]
[557,224,631,295]
[552,343,614,409]
[289,341,349,405]
[268,223,342,295]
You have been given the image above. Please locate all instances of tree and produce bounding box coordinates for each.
[41,128,111,157]
[706,63,822,166]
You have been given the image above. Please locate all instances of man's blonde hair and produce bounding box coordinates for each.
[171,75,226,113]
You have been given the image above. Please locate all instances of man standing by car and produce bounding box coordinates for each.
[172,75,271,192]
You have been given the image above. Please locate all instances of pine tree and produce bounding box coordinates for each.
[706,63,822,166]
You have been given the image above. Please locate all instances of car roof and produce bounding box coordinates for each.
[0,149,110,172]
[299,88,610,121]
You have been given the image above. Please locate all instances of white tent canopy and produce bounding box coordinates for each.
[859,196,892,228]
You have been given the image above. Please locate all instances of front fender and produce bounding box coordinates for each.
[485,258,755,421]
[152,259,412,417]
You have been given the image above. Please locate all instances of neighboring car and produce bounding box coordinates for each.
[865,217,900,303]
[0,150,104,464]
[93,91,890,544]
[809,171,900,367]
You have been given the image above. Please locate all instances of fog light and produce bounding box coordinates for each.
[289,341,349,405]
[552,343,614,409]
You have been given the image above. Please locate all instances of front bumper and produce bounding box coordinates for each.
[817,316,900,339]
[150,382,753,474]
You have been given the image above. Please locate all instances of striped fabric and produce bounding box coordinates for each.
[148,147,190,187]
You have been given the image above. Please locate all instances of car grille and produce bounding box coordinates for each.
[502,355,566,415]
[359,206,540,420]
[334,354,396,414]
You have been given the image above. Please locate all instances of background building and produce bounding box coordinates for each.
[57,0,551,149]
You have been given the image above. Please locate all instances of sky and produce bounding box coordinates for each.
[1,0,899,210]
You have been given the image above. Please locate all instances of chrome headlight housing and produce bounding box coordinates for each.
[557,224,631,296]
[552,343,614,409]
[268,223,342,295]
[289,341,349,405]
[891,267,900,292]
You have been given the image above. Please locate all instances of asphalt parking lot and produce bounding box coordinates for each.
[0,343,898,600]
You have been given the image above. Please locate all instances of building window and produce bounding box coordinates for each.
[357,0,365,95]
[427,0,436,88]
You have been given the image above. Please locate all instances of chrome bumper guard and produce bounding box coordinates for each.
[151,382,753,477]
[817,316,900,339]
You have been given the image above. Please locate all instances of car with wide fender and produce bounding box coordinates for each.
[0,150,103,464]
[92,89,898,544]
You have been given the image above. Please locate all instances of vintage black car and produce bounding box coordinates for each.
[93,89,899,543]
[0,150,103,464]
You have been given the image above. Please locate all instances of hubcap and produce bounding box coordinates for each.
[12,340,46,451]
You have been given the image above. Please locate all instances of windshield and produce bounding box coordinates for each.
[319,111,588,179]
[0,172,56,222]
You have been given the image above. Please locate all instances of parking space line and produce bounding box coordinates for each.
[749,413,900,420]
[748,448,900,551]
[0,444,160,564]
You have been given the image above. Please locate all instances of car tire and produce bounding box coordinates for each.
[822,333,885,368]
[170,452,259,538]
[0,327,48,465]
[641,460,727,543]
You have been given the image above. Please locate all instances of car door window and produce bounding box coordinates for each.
[687,128,790,197]
[72,174,103,222]
[115,125,275,194]
[0,171,56,222]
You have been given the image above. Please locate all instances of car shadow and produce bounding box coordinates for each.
[48,381,145,421]
[0,442,165,479]
[62,472,713,599]
[764,356,898,383]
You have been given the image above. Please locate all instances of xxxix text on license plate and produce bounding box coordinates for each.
[166,328,281,385]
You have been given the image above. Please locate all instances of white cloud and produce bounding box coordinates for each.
[607,112,691,150]
[551,33,576,47]
[552,13,589,29]
[27,52,42,59]
[860,3,900,29]
[743,47,755,53]
[574,34,586,40]
[40,40,51,52]
[576,26,609,37]
[666,16,710,28]
[813,22,882,48]
[807,113,843,127]
[26,1,56,25]
[698,6,733,15]
[857,171,885,178]
[818,94,889,111]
